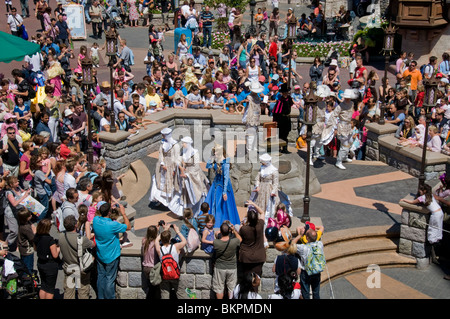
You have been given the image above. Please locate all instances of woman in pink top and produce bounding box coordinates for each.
[141,225,159,299]
[426,125,442,152]
[19,141,35,189]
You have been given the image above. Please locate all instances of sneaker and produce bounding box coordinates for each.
[120,241,133,248]
[335,162,346,170]
[343,158,352,163]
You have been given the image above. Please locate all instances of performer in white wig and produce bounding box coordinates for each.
[168,136,210,216]
[242,81,264,153]
[149,128,181,207]
[309,85,331,165]
[334,89,357,170]
[249,153,292,224]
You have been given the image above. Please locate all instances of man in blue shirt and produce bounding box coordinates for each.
[193,47,207,68]
[42,36,61,55]
[92,202,131,299]
[35,112,53,142]
[56,14,71,45]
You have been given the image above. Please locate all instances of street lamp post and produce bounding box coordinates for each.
[287,14,297,91]
[378,20,397,125]
[418,75,440,192]
[300,87,319,222]
[105,28,118,133]
[81,56,95,165]
[249,0,257,36]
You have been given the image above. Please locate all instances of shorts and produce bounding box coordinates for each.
[212,268,237,294]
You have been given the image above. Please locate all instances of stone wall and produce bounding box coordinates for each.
[398,196,433,268]
[365,122,450,180]
[115,217,322,299]
[364,122,398,162]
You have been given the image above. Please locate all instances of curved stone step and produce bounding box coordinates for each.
[322,224,400,246]
[324,237,399,262]
[321,251,416,284]
[119,159,152,206]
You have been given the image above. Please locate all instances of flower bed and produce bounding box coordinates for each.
[293,41,353,58]
[197,30,230,50]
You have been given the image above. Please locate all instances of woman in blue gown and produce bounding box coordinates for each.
[204,145,240,228]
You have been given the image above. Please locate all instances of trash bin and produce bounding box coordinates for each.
[174,27,193,55]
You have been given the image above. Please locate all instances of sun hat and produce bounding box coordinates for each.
[316,85,331,98]
[271,85,279,91]
[272,74,279,81]
[101,81,111,88]
[249,81,264,94]
[64,109,73,117]
[214,88,222,94]
[342,88,357,99]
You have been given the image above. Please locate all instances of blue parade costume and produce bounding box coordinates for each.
[204,157,240,228]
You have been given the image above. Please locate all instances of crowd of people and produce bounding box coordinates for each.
[1,0,449,300]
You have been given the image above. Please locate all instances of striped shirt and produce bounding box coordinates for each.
[201,11,214,27]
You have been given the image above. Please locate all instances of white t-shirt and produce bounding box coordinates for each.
[232,285,262,299]
[24,52,43,72]
[7,14,23,31]
[268,289,301,299]
[99,117,111,132]
[349,59,357,77]
[63,173,77,193]
[91,47,100,58]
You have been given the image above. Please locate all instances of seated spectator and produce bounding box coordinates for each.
[426,125,442,152]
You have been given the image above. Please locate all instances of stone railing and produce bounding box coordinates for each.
[398,194,436,269]
[115,217,322,299]
[365,122,450,180]
[98,108,300,178]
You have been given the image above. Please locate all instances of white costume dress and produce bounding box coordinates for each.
[149,130,181,207]
[168,138,210,216]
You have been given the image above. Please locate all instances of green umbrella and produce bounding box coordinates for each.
[0,31,41,63]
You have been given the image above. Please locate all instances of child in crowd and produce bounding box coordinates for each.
[172,92,186,109]
[180,208,199,240]
[17,208,35,273]
[186,85,205,109]
[349,118,361,160]
[77,204,93,239]
[90,42,102,68]
[110,205,132,248]
[196,202,210,236]
[201,214,216,254]
[87,191,103,222]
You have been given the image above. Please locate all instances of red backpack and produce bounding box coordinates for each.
[161,244,180,280]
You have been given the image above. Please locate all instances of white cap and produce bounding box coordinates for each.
[161,128,172,135]
[259,153,272,162]
[181,136,193,144]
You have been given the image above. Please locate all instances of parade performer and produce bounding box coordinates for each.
[249,153,292,224]
[204,144,240,227]
[242,81,264,153]
[334,89,357,170]
[169,136,210,216]
[149,128,181,206]
[309,85,331,165]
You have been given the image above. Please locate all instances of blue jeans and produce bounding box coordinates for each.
[97,257,120,299]
[203,26,212,48]
[36,193,49,222]
[21,254,34,273]
[300,270,321,299]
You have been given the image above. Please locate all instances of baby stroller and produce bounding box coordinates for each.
[106,6,125,28]
[324,48,340,67]
[0,253,40,299]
